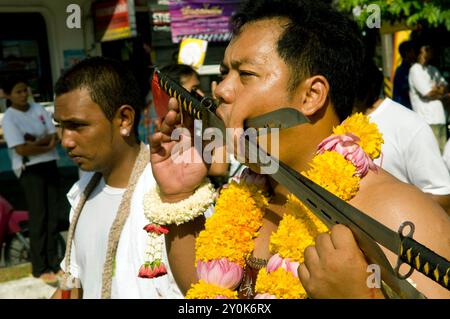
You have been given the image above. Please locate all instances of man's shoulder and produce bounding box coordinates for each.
[28,102,45,113]
[67,171,96,207]
[373,99,429,134]
[3,107,17,120]
[351,170,446,228]
[408,63,425,77]
[384,99,427,124]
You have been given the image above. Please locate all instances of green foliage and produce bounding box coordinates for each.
[338,0,450,30]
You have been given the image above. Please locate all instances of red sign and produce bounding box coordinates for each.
[93,0,137,42]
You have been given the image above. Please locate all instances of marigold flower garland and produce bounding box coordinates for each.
[186,113,383,298]
[255,113,383,298]
[186,182,269,299]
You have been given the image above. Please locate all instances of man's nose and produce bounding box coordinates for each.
[60,129,76,150]
[214,77,235,106]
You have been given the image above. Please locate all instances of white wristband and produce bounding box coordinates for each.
[143,179,216,226]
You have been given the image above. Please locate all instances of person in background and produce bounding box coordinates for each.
[355,60,450,214]
[138,94,157,145]
[51,57,182,299]
[2,75,61,284]
[393,41,416,110]
[409,44,449,152]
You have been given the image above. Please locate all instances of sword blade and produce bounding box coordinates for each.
[244,108,310,131]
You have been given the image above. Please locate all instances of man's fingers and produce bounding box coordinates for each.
[149,132,163,153]
[304,245,320,270]
[168,97,180,113]
[315,232,335,258]
[158,98,181,133]
[330,224,359,251]
[154,118,162,132]
[159,110,179,135]
[298,263,310,284]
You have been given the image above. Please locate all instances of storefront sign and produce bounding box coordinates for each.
[168,0,239,43]
[93,0,137,42]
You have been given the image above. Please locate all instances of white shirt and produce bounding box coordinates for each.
[61,164,183,299]
[408,63,447,124]
[2,103,58,177]
[443,140,450,173]
[370,98,450,195]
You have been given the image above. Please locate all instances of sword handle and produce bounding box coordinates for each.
[396,234,450,291]
[155,69,215,120]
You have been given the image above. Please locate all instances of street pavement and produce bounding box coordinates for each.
[0,231,67,299]
[0,276,57,299]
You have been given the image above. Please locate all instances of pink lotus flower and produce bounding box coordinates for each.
[138,260,167,278]
[267,253,299,278]
[254,293,276,299]
[143,223,169,235]
[197,258,244,290]
[317,133,376,177]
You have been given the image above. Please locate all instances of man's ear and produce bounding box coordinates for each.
[115,105,135,136]
[295,75,330,117]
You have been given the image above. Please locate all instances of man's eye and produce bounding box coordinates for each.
[239,70,255,77]
[64,123,85,130]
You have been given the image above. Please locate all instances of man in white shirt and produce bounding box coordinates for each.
[51,57,182,299]
[356,61,450,214]
[409,44,449,153]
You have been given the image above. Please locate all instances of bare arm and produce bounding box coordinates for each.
[354,176,450,298]
[15,133,57,157]
[166,216,206,295]
[424,85,447,100]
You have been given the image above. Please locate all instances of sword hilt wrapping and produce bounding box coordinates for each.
[156,70,204,120]
[400,236,449,290]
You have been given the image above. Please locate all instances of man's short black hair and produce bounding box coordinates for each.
[160,64,199,84]
[54,57,144,137]
[398,41,415,58]
[2,75,28,95]
[231,0,364,121]
[355,59,383,111]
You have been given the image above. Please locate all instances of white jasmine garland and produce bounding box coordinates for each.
[145,232,163,261]
[143,179,216,226]
[139,179,216,279]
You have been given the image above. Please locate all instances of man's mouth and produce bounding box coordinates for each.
[69,154,83,164]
